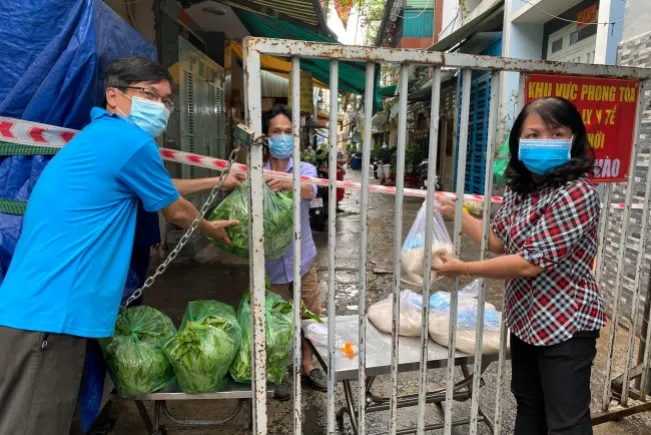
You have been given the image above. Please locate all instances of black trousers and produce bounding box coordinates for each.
[511,331,598,435]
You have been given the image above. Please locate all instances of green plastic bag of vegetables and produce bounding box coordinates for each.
[100,306,177,397]
[163,301,242,394]
[229,292,293,385]
[229,291,322,385]
[207,183,293,260]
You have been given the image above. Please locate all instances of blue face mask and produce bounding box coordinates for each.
[118,92,170,138]
[268,135,294,159]
[518,137,573,175]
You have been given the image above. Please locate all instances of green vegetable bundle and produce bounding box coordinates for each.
[101,306,177,397]
[163,301,242,394]
[207,183,293,260]
[229,291,294,385]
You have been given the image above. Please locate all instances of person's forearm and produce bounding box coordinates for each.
[172,178,218,196]
[165,201,220,239]
[463,255,543,280]
[458,211,504,254]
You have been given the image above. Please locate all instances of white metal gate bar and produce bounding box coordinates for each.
[600,92,645,411]
[243,41,268,435]
[327,59,340,435]
[389,63,410,435]
[290,57,304,432]
[621,133,651,405]
[244,39,651,79]
[242,36,651,434]
[444,67,472,435]
[595,184,614,287]
[469,71,502,435]
[357,61,376,435]
[416,66,443,434]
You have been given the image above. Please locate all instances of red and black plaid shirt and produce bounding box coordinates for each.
[492,177,606,346]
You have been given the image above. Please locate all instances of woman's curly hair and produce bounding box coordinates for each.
[505,96,594,195]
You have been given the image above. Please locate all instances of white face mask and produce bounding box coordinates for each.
[117,91,170,137]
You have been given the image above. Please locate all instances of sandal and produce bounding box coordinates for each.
[302,368,328,392]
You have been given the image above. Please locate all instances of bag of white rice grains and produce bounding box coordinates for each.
[400,201,453,289]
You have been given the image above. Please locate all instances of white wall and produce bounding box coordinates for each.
[499,9,545,141]
[622,0,651,43]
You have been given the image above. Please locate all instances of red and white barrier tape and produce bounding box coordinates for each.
[0,116,640,209]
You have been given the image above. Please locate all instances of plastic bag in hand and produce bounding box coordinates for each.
[100,306,177,396]
[368,290,425,337]
[207,182,294,259]
[401,202,453,289]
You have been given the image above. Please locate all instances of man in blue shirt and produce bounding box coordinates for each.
[0,57,239,435]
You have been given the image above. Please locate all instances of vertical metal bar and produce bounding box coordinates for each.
[640,276,651,401]
[595,185,614,287]
[389,63,410,435]
[469,72,501,435]
[602,92,644,410]
[243,39,267,435]
[357,62,376,435]
[327,60,339,435]
[622,137,651,405]
[494,71,527,435]
[417,66,442,435]
[493,310,509,435]
[290,57,303,433]
[444,68,472,435]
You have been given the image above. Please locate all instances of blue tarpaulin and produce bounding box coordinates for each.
[0,0,157,431]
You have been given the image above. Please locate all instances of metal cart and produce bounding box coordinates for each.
[303,315,500,435]
[112,380,275,434]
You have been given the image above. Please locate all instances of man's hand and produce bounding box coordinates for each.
[207,219,240,246]
[432,253,465,278]
[220,172,246,192]
[265,176,290,193]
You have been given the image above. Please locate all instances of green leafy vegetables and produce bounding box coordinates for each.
[163,301,242,394]
[207,183,294,260]
[101,306,177,397]
[229,291,294,385]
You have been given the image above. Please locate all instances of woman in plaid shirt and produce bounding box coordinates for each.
[435,96,606,435]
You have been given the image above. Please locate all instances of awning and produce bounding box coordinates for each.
[234,9,382,112]
[428,0,504,52]
[217,0,333,37]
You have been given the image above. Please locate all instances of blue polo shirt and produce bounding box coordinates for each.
[0,108,179,338]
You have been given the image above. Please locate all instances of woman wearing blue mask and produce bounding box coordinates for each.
[434,96,605,435]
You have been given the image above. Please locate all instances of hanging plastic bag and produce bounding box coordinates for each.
[207,183,294,260]
[368,290,425,337]
[401,202,453,289]
[100,306,177,397]
[163,301,242,394]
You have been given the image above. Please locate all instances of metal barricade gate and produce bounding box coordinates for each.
[241,36,651,434]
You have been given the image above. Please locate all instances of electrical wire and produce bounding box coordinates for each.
[520,0,625,26]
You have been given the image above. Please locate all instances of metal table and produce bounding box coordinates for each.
[303,315,499,435]
[112,379,275,435]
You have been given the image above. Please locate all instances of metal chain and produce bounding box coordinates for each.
[121,141,247,310]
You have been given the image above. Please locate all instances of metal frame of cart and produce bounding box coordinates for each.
[111,382,274,435]
[303,316,500,435]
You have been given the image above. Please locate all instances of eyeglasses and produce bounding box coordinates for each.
[122,86,175,112]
